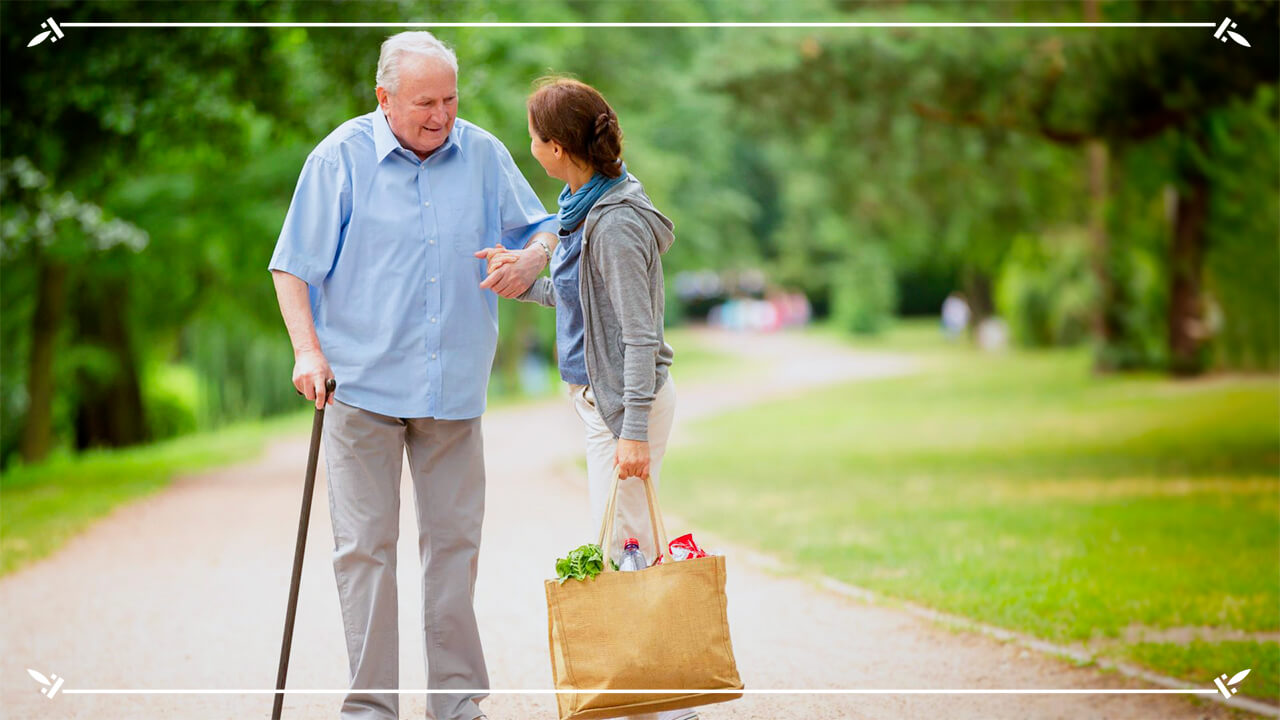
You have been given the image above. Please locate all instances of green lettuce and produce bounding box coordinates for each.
[555,543,605,584]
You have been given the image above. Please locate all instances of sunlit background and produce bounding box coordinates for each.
[2,0,1277,707]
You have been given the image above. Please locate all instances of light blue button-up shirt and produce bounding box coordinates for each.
[269,109,555,419]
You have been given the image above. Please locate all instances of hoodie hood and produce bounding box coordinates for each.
[585,174,675,255]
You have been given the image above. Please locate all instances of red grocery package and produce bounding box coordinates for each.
[668,533,708,561]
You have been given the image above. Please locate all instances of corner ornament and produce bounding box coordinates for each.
[27,17,65,47]
[1213,17,1250,47]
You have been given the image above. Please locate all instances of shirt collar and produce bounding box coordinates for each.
[373,107,401,162]
[373,107,464,163]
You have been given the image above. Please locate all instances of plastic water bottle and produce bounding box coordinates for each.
[618,537,647,572]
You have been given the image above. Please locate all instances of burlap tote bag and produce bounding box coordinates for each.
[545,468,744,720]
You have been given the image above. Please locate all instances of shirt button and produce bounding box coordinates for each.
[423,201,431,207]
[431,353,438,360]
[429,239,435,245]
[429,276,437,283]
[430,316,438,323]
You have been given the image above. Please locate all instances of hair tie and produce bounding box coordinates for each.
[594,112,614,137]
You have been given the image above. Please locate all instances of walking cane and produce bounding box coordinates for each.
[272,378,336,720]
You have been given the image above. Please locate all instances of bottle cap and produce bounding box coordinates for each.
[624,537,640,549]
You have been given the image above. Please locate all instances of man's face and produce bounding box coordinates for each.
[376,55,458,159]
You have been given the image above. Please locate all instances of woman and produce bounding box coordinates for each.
[485,80,689,717]
[485,81,693,719]
[486,77,678,570]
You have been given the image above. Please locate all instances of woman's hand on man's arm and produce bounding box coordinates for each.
[476,243,520,275]
[477,231,557,298]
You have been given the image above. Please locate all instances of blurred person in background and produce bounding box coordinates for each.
[941,291,971,339]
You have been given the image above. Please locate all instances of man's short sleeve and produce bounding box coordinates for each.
[269,153,351,286]
[495,142,556,251]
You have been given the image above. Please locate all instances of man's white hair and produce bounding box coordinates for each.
[375,31,458,94]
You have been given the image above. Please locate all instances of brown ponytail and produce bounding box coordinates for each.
[528,77,624,179]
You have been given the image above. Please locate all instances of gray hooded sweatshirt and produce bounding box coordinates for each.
[517,175,675,441]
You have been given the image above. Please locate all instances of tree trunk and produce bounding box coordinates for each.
[73,278,148,449]
[1086,140,1118,348]
[19,258,66,463]
[1168,166,1210,376]
[961,268,994,326]
[1083,0,1119,367]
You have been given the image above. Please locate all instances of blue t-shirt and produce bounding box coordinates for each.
[550,224,590,385]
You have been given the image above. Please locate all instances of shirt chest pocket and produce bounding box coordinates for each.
[552,269,580,307]
[443,203,493,256]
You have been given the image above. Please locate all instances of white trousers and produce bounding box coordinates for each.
[568,378,683,720]
[568,378,678,565]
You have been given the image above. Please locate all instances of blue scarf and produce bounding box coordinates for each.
[557,162,628,231]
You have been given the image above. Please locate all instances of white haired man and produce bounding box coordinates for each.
[269,31,555,720]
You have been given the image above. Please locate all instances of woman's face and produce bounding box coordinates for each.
[528,115,566,181]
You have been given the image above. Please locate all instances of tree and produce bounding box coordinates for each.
[706,0,1278,371]
[0,1,369,458]
[905,0,1278,371]
[0,159,148,460]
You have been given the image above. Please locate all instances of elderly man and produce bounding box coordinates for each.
[269,32,553,720]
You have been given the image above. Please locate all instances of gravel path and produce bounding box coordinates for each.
[0,328,1260,719]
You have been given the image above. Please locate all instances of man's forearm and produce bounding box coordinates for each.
[271,270,323,356]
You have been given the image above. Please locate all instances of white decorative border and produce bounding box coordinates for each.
[17,11,1263,715]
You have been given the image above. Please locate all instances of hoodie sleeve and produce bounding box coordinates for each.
[591,208,660,442]
[515,276,556,308]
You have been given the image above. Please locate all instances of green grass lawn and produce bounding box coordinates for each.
[662,321,1280,703]
[1,410,315,577]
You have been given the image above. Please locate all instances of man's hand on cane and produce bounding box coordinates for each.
[292,348,335,409]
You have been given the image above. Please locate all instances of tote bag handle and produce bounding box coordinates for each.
[597,465,671,571]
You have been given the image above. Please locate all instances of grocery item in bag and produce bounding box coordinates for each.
[668,533,709,561]
[618,537,647,571]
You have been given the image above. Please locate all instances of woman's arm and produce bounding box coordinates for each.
[518,277,557,307]
[592,210,661,444]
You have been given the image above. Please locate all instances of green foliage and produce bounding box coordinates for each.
[706,8,1092,331]
[2,0,1276,470]
[831,242,898,335]
[995,229,1097,347]
[1203,87,1280,371]
[555,543,605,584]
[182,319,298,430]
[0,1,330,462]
[141,363,200,441]
[708,0,1278,369]
[0,158,149,260]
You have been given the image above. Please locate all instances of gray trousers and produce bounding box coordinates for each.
[323,401,488,720]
